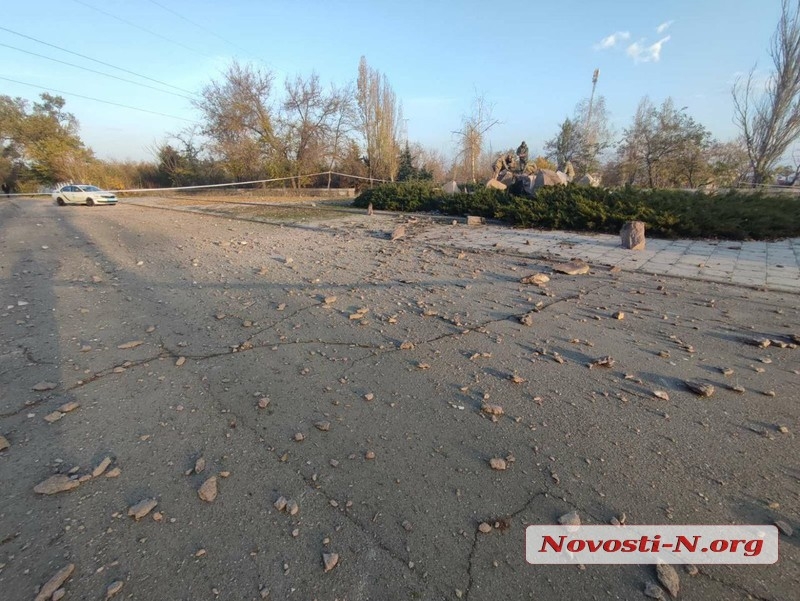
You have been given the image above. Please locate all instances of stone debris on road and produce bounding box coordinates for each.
[322,552,339,572]
[685,381,715,397]
[34,474,81,495]
[3,200,799,600]
[656,562,680,598]
[128,498,158,520]
[558,511,581,526]
[32,381,58,391]
[34,563,75,601]
[92,456,113,477]
[105,580,124,599]
[198,476,218,502]
[116,340,144,349]
[552,260,590,275]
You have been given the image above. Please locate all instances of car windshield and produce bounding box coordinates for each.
[78,185,102,191]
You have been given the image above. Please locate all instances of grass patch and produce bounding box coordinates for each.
[354,183,800,240]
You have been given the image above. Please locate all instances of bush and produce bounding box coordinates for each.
[353,182,800,240]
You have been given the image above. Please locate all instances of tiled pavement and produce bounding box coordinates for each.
[417,225,800,293]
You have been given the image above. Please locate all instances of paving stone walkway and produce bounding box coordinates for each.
[417,224,800,293]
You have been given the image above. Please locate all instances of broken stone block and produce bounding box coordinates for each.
[620,221,646,250]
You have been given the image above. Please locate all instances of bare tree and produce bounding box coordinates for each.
[733,0,800,185]
[281,73,355,186]
[453,93,499,183]
[356,57,401,182]
[194,60,278,181]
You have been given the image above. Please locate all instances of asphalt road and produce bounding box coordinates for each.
[1,197,798,601]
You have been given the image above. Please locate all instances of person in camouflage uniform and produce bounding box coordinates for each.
[516,141,529,173]
[492,153,515,178]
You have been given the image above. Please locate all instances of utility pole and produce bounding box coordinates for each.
[584,68,600,173]
[586,68,599,132]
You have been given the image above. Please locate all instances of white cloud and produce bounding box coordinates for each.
[594,31,630,50]
[656,20,674,34]
[626,36,671,63]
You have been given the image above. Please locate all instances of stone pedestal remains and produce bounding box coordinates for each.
[620,221,646,250]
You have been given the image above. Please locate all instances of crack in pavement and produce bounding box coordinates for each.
[197,374,438,597]
[697,569,775,601]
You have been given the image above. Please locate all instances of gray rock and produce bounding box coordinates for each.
[442,180,461,194]
[105,580,124,599]
[32,381,58,391]
[558,511,581,526]
[644,582,665,599]
[656,562,680,598]
[775,520,793,536]
[553,260,590,275]
[621,221,646,250]
[0,434,9,451]
[533,169,568,189]
[576,173,601,187]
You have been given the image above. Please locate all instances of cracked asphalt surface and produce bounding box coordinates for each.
[1,197,798,601]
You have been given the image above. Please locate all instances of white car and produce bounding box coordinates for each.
[53,184,117,206]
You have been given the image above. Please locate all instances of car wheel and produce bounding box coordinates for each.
[56,197,66,206]
[86,198,95,206]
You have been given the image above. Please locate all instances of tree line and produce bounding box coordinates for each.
[2,2,800,192]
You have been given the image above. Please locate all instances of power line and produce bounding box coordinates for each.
[145,0,251,55]
[0,26,196,96]
[0,42,195,101]
[144,0,286,78]
[69,0,212,59]
[0,76,195,122]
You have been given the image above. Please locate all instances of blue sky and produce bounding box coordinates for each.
[0,0,784,163]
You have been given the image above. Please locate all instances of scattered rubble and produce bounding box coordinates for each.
[656,562,680,598]
[34,564,75,601]
[322,552,339,572]
[128,498,158,520]
[198,476,218,502]
[34,475,80,495]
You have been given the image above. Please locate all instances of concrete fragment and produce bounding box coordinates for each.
[198,476,218,502]
[128,498,158,520]
[552,260,590,275]
[558,511,581,526]
[621,221,646,250]
[92,456,113,477]
[117,340,144,349]
[656,562,680,598]
[32,382,58,391]
[322,552,339,572]
[105,580,124,599]
[34,475,80,495]
[390,225,406,240]
[520,273,549,285]
[34,564,75,601]
[489,458,507,471]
